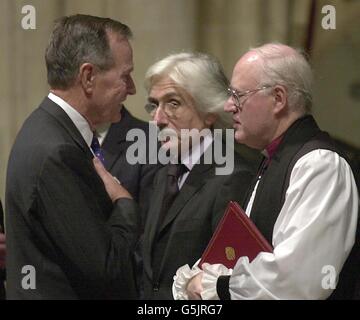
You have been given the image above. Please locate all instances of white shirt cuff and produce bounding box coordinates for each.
[172,261,202,300]
[201,263,233,300]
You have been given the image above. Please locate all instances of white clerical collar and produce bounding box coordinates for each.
[48,92,93,148]
[180,131,213,172]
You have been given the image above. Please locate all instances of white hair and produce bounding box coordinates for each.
[250,43,313,113]
[144,52,232,128]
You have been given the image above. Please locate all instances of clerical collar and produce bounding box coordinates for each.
[262,134,284,160]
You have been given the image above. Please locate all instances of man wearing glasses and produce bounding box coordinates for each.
[175,43,359,300]
[140,52,254,299]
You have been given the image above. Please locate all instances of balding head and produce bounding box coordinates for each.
[234,43,313,114]
[225,43,314,149]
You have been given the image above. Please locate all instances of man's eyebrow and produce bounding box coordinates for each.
[148,92,181,103]
[147,97,158,104]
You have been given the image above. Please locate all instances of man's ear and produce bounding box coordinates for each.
[272,85,288,114]
[79,63,96,94]
[204,113,218,127]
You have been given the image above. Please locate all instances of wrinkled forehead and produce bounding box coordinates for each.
[149,76,185,97]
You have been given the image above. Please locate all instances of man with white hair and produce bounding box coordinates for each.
[141,52,254,299]
[175,43,359,300]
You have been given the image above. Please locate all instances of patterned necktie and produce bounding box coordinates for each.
[91,132,105,165]
[158,163,188,227]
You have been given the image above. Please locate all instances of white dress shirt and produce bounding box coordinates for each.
[178,132,213,189]
[95,123,111,146]
[48,92,94,149]
[174,149,359,300]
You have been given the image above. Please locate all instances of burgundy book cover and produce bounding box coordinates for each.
[199,201,273,269]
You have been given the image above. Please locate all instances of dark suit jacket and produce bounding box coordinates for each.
[142,144,255,299]
[5,97,139,299]
[102,107,161,226]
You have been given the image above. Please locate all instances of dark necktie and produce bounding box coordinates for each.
[158,163,188,227]
[91,132,105,165]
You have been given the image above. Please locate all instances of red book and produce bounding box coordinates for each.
[199,201,273,269]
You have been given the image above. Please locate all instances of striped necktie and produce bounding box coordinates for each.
[91,132,105,165]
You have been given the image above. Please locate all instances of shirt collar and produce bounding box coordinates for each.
[48,92,93,148]
[262,134,284,160]
[181,131,213,171]
[95,123,111,146]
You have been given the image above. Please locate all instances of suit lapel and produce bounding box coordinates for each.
[102,134,128,171]
[158,140,218,234]
[154,162,214,278]
[144,141,217,277]
[143,167,168,278]
[144,163,214,278]
[158,161,214,235]
[40,97,93,159]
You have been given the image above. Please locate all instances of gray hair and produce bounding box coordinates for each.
[250,43,313,113]
[45,14,132,89]
[144,52,232,128]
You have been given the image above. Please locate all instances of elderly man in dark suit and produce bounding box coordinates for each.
[5,15,140,299]
[140,52,255,299]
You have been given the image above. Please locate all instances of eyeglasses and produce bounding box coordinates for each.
[227,85,272,111]
[144,102,181,119]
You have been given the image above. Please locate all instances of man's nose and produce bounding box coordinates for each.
[153,106,168,126]
[127,76,136,95]
[224,97,237,113]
